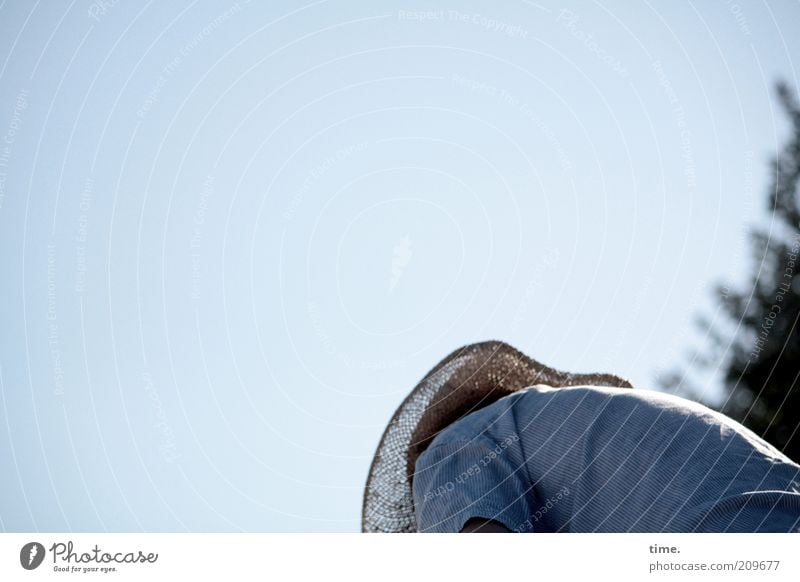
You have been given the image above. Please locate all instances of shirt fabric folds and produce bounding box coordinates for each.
[412,385,800,533]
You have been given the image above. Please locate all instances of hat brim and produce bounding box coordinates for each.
[361,340,633,533]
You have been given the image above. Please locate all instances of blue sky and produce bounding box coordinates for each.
[0,0,799,532]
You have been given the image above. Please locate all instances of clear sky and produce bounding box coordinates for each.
[0,0,799,532]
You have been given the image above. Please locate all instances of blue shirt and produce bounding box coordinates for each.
[412,385,800,532]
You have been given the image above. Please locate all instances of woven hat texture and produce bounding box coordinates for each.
[361,340,633,533]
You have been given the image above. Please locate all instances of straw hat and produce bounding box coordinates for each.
[361,340,633,532]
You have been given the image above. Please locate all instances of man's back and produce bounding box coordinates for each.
[412,385,800,532]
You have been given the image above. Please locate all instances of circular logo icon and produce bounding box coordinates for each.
[20,542,45,570]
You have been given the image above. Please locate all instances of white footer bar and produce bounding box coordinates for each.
[1,533,797,581]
